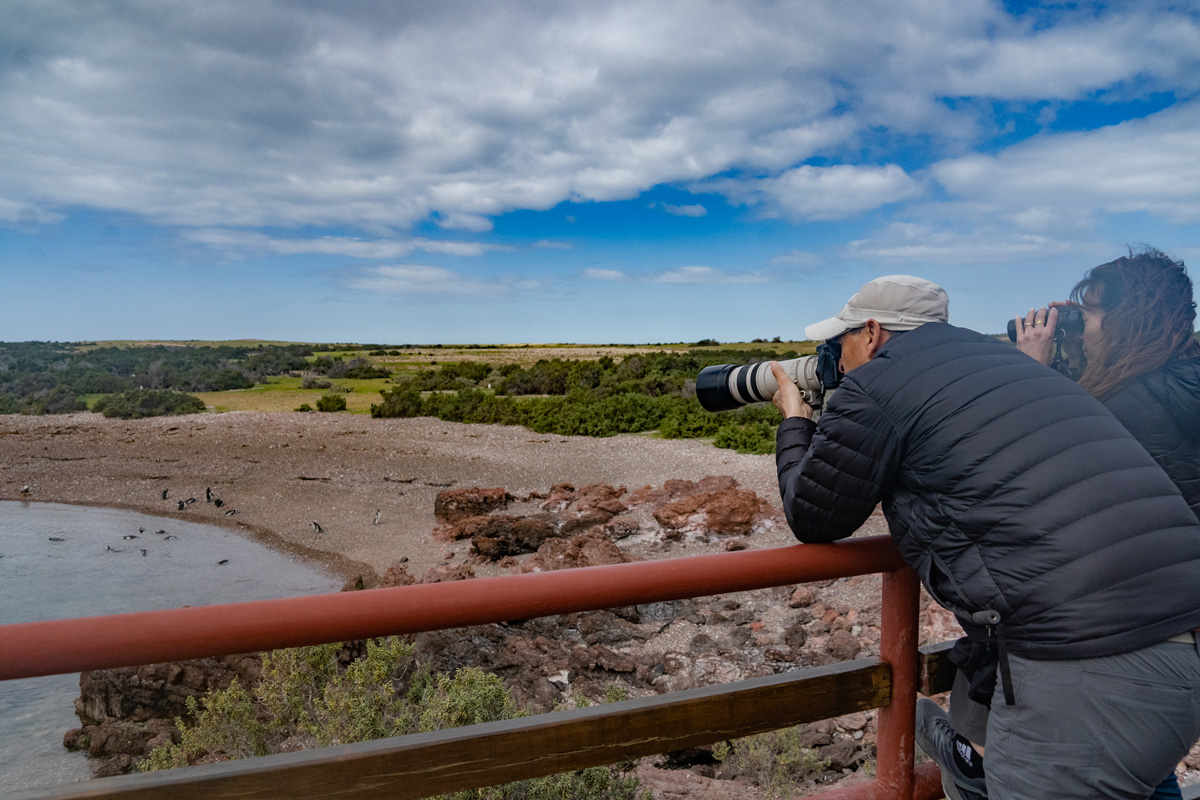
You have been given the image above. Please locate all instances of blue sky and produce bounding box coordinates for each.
[2,0,1199,345]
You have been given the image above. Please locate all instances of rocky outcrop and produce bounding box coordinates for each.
[446,476,781,562]
[63,654,262,777]
[433,486,515,525]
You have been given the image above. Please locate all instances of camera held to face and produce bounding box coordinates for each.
[695,341,843,418]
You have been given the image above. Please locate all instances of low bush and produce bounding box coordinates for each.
[301,376,332,390]
[713,727,830,799]
[140,639,647,800]
[316,394,347,412]
[92,389,205,419]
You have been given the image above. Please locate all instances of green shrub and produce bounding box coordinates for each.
[315,394,347,412]
[371,384,425,418]
[712,420,776,454]
[712,726,830,799]
[140,638,646,800]
[23,385,88,415]
[295,403,313,412]
[92,389,205,419]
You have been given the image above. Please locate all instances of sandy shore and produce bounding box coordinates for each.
[0,411,794,582]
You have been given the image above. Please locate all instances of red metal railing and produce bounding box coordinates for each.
[0,535,942,799]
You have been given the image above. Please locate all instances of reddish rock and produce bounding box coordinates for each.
[469,515,558,560]
[380,564,416,587]
[520,530,629,572]
[602,516,641,540]
[419,563,476,583]
[434,487,514,524]
[628,476,739,507]
[538,483,577,511]
[572,483,628,516]
[653,488,773,537]
[788,586,816,607]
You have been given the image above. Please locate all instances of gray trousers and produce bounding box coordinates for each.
[950,639,1200,800]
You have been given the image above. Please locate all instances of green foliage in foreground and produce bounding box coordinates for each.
[713,727,831,800]
[140,638,648,800]
[91,389,207,419]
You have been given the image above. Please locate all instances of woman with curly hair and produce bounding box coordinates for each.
[917,248,1200,800]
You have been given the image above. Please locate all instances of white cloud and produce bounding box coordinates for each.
[932,100,1200,225]
[0,0,1197,242]
[661,203,706,217]
[716,164,924,220]
[345,264,500,296]
[183,230,493,258]
[770,250,819,266]
[653,266,768,284]
[583,268,626,281]
[845,222,1098,265]
[436,213,494,233]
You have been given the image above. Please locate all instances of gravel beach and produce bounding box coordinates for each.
[0,411,794,582]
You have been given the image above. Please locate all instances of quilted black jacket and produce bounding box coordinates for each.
[776,322,1200,660]
[1103,355,1200,519]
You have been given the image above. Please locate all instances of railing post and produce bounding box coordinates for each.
[877,566,920,799]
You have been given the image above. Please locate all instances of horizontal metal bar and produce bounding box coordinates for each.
[0,536,905,681]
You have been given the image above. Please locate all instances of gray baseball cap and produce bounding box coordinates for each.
[805,274,949,341]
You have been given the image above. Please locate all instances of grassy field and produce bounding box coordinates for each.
[80,340,816,414]
[192,376,393,414]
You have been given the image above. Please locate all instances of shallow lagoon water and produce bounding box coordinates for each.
[0,501,342,792]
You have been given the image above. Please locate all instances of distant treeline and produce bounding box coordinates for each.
[372,349,800,454]
[0,341,312,415]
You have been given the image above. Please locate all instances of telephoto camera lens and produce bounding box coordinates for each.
[696,348,841,413]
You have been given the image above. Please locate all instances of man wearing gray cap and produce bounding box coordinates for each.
[770,275,1200,800]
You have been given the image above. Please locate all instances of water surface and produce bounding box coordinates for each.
[0,501,341,792]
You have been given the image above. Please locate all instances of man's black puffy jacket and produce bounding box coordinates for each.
[776,322,1200,660]
[1103,354,1200,519]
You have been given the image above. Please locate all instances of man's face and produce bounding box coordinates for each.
[835,327,871,373]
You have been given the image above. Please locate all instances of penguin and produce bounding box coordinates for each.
[310,521,323,534]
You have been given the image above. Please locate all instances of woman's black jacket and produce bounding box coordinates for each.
[775,322,1200,661]
[1103,354,1200,519]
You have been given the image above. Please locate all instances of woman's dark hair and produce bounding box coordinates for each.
[1070,247,1200,400]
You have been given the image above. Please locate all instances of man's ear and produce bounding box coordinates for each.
[863,319,891,359]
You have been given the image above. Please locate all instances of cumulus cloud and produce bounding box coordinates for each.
[715,164,924,220]
[653,266,768,284]
[931,100,1200,225]
[2,0,1196,246]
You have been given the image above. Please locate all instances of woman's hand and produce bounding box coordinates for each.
[770,361,813,420]
[1014,306,1058,365]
